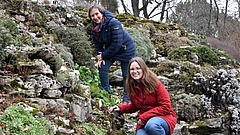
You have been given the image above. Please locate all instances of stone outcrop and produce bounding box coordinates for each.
[0,1,240,135]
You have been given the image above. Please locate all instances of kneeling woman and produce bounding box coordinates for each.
[109,57,177,135]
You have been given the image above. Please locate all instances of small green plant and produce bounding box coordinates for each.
[77,122,107,135]
[56,70,71,87]
[75,65,120,106]
[0,105,54,135]
[90,86,121,107]
[75,64,100,87]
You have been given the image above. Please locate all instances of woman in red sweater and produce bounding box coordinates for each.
[109,57,177,135]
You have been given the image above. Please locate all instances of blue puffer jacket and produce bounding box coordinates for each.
[91,10,136,62]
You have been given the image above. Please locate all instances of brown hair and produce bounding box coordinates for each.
[88,5,105,20]
[126,57,159,96]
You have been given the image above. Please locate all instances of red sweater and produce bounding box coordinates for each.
[119,81,177,135]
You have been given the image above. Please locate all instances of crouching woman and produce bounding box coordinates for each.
[109,57,177,135]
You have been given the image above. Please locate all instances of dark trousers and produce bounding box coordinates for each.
[98,59,130,103]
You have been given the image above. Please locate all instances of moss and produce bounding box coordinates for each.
[82,18,91,26]
[167,45,221,66]
[155,61,176,75]
[76,122,107,135]
[56,119,65,127]
[48,54,63,73]
[10,80,22,88]
[156,45,170,57]
[56,71,71,87]
[30,108,40,115]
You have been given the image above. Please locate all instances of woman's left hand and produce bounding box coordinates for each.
[137,119,145,125]
[97,52,102,61]
[136,119,145,130]
[95,60,105,68]
[108,106,120,113]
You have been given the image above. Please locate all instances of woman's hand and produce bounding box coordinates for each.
[97,52,102,61]
[136,119,145,130]
[109,106,120,113]
[137,119,145,125]
[95,59,105,68]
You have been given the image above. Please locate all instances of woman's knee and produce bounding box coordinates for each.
[136,129,147,135]
[144,117,169,134]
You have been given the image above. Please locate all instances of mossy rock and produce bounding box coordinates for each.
[154,60,200,89]
[167,45,222,66]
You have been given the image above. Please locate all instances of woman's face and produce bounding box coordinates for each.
[129,61,143,82]
[90,8,103,24]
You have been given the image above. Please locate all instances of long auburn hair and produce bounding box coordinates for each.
[126,57,159,96]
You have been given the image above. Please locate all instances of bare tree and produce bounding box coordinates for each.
[101,0,118,13]
[117,0,176,20]
[236,0,240,18]
[131,0,140,17]
[213,0,219,27]
[119,0,128,13]
[142,0,149,18]
[207,0,212,36]
[160,0,167,20]
[224,0,228,27]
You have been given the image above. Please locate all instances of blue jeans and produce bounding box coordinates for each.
[98,59,130,103]
[136,117,170,135]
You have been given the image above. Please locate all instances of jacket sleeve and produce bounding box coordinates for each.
[139,81,173,122]
[101,18,124,60]
[118,100,138,114]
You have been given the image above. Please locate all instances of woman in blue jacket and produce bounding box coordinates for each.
[88,5,136,103]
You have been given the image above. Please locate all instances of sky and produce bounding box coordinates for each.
[117,0,239,21]
[36,0,239,21]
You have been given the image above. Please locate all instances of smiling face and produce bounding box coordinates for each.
[90,7,103,24]
[129,61,143,82]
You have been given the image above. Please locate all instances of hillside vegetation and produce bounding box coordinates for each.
[0,1,240,135]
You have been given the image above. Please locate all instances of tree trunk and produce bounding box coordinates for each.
[237,0,240,18]
[119,0,128,13]
[131,0,140,17]
[224,0,228,27]
[160,0,167,21]
[213,0,219,27]
[142,0,149,19]
[207,0,212,36]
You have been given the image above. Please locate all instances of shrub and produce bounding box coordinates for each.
[126,27,154,61]
[0,19,19,67]
[55,44,74,68]
[195,45,219,66]
[52,26,95,70]
[0,105,54,135]
[167,45,219,66]
[77,122,107,135]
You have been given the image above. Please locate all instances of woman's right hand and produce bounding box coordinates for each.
[109,106,120,113]
[95,60,105,68]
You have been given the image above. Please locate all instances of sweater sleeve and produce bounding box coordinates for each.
[119,100,138,114]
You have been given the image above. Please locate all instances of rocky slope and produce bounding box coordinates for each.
[0,1,240,135]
